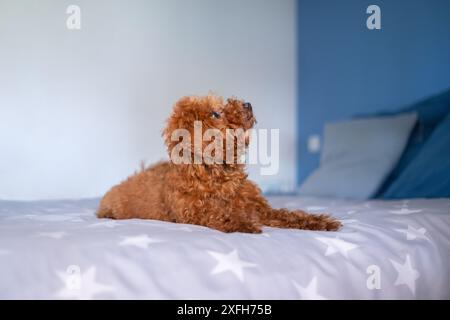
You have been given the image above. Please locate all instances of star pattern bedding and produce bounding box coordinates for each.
[0,196,449,299]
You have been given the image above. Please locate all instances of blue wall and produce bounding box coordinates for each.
[297,0,450,185]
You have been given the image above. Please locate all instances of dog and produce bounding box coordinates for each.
[97,95,341,233]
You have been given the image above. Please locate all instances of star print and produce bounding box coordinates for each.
[36,231,68,239]
[56,266,114,300]
[390,254,420,295]
[315,237,359,258]
[119,235,163,249]
[88,221,120,228]
[293,277,327,300]
[207,249,256,282]
[395,225,429,241]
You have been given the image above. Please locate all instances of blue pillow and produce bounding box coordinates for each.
[298,112,418,200]
[383,112,450,198]
[377,87,450,197]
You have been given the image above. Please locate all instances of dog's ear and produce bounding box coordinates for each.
[162,96,199,155]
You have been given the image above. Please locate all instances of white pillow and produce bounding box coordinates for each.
[299,112,418,199]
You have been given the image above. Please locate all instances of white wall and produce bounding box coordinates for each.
[0,0,296,200]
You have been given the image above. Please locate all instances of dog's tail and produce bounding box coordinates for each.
[259,208,341,231]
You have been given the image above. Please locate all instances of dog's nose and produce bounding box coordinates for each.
[243,102,252,110]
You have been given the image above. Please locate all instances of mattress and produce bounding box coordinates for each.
[0,196,449,299]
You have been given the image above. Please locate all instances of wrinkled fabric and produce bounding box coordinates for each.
[0,196,449,299]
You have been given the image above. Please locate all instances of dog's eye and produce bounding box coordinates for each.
[211,111,221,119]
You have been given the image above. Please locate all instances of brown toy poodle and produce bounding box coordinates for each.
[97,95,341,233]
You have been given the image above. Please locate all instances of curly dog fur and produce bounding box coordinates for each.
[97,95,341,233]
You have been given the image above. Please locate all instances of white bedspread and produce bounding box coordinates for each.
[0,196,449,299]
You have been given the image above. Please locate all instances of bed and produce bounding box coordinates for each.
[0,196,449,299]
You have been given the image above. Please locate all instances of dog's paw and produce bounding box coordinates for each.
[214,222,262,234]
[241,224,262,234]
[320,215,342,231]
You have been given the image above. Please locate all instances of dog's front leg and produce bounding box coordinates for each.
[239,180,342,231]
[259,208,342,231]
[205,209,262,233]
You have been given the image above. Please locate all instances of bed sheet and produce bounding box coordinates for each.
[0,196,449,299]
